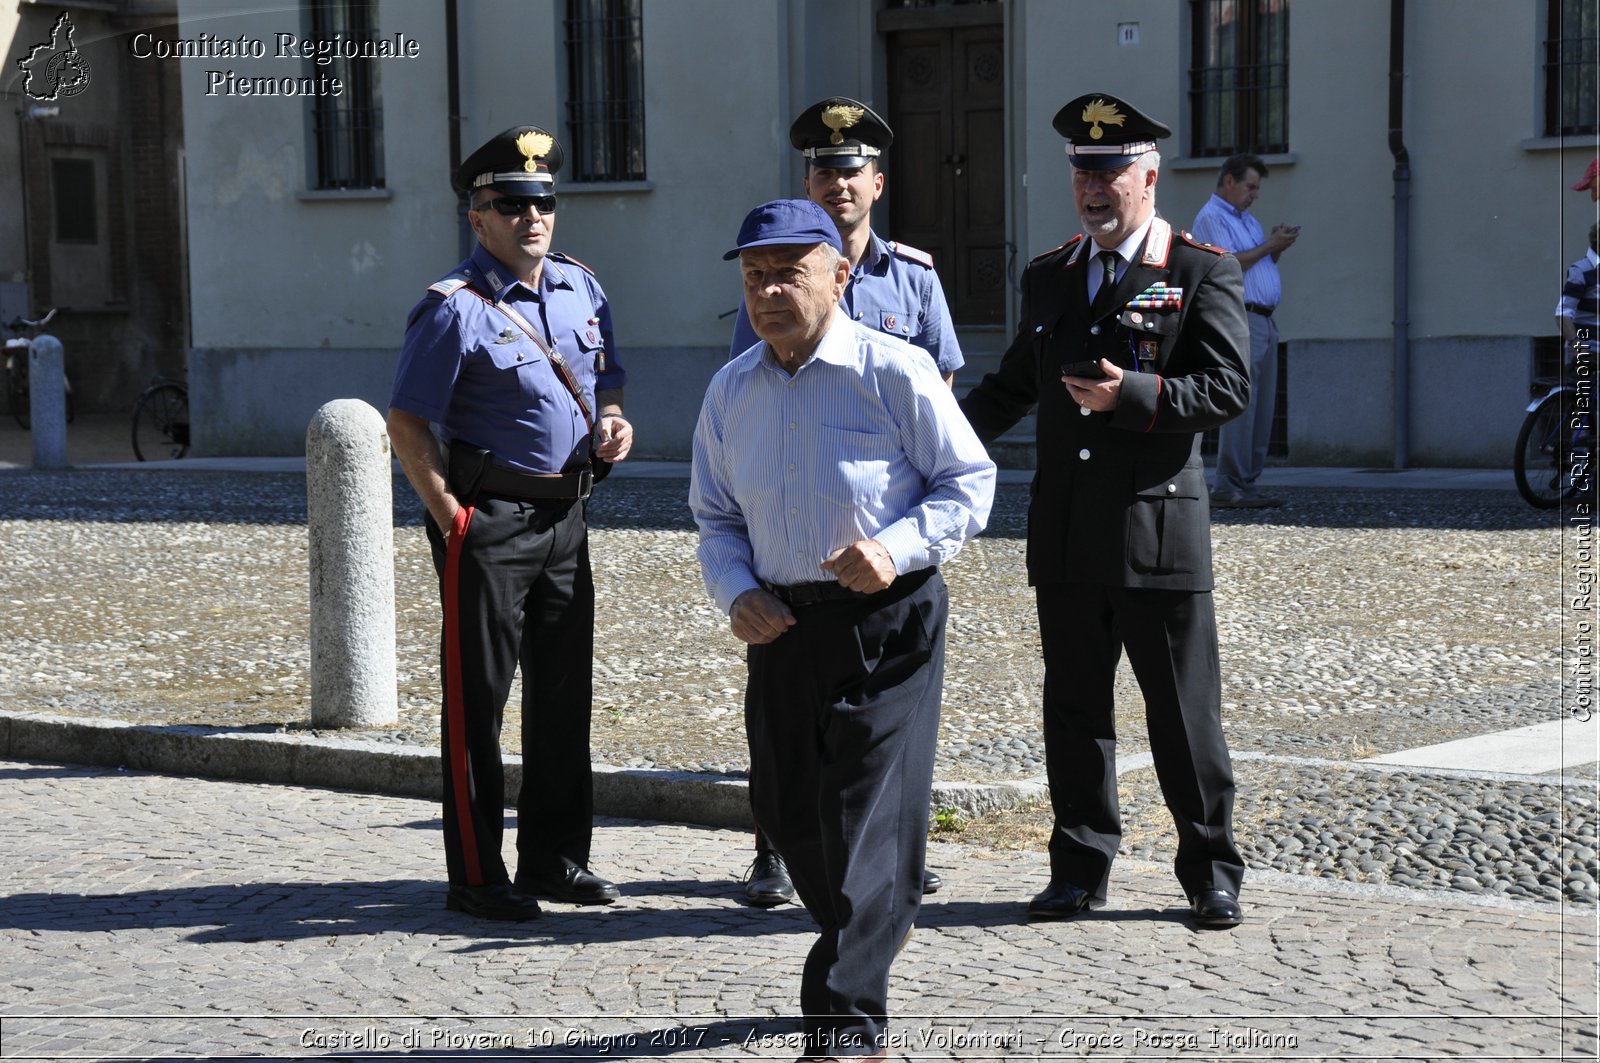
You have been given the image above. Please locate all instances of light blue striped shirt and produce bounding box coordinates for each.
[1191,193,1282,308]
[690,311,995,615]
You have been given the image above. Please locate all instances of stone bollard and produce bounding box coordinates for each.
[29,335,67,469]
[306,399,398,727]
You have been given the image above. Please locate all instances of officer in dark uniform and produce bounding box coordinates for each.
[960,94,1251,929]
[727,97,963,382]
[730,97,960,908]
[387,126,634,921]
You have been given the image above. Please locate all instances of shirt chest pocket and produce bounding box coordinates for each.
[484,337,543,373]
[570,326,605,374]
[874,308,914,338]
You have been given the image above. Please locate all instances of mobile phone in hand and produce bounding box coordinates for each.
[1061,359,1107,380]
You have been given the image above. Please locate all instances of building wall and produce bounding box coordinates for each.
[1,2,186,418]
[174,0,1593,464]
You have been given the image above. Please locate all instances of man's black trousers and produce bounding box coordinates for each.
[1035,582,1244,903]
[426,495,595,888]
[745,568,946,1059]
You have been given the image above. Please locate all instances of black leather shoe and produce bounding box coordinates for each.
[1027,881,1099,919]
[445,882,542,922]
[921,869,942,894]
[516,865,620,905]
[1191,888,1244,928]
[742,849,794,907]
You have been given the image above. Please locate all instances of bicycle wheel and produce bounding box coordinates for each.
[1513,390,1571,509]
[131,382,190,461]
[9,356,29,429]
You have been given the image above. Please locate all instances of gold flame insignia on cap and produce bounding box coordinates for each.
[821,103,866,146]
[516,130,554,172]
[1081,99,1125,141]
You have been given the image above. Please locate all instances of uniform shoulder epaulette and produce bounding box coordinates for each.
[1031,235,1083,263]
[426,274,472,298]
[1175,229,1227,256]
[889,241,935,268]
[549,251,597,276]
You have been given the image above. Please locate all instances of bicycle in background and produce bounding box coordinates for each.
[131,375,190,461]
[1514,341,1593,509]
[4,308,75,430]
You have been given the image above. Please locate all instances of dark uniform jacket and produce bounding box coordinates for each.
[961,217,1249,591]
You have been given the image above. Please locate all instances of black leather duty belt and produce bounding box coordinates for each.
[1244,302,1276,318]
[448,440,593,502]
[759,579,868,606]
[478,463,593,502]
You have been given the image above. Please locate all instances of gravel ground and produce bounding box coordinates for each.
[1,467,1592,906]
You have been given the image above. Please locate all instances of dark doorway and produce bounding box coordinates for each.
[883,7,1006,325]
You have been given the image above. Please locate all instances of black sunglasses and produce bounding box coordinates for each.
[476,194,558,216]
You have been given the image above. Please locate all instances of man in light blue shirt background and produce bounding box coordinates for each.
[1190,153,1299,508]
[691,199,993,1061]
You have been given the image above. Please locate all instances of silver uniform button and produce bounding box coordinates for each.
[1034,324,1044,333]
[1078,448,1091,460]
[1079,405,1091,416]
[1167,483,1177,493]
[1090,324,1102,335]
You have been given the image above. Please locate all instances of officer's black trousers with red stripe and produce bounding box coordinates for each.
[425,494,596,889]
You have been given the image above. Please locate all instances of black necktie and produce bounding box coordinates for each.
[1091,250,1119,312]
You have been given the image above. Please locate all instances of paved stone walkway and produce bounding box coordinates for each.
[3,759,1594,1061]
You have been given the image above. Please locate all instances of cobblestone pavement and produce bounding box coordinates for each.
[2,457,1599,1058]
[2,759,1595,1062]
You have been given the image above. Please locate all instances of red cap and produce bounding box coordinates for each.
[1574,157,1600,192]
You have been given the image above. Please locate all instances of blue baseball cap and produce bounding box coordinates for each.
[723,199,844,261]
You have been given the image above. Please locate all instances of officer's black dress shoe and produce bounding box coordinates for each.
[921,869,942,894]
[1027,881,1099,919]
[445,882,542,922]
[516,864,620,905]
[742,849,794,907]
[1190,888,1244,929]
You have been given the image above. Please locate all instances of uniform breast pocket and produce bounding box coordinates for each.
[876,308,914,339]
[484,340,544,378]
[570,326,606,373]
[1126,462,1207,575]
[816,425,896,510]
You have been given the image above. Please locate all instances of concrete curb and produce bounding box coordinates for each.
[0,711,1042,829]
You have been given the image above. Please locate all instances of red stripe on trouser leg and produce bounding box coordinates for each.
[442,504,482,885]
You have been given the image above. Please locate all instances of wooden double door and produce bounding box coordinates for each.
[885,17,1006,326]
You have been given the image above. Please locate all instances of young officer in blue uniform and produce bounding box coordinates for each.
[733,97,962,910]
[387,126,634,922]
[960,95,1251,930]
[727,98,963,384]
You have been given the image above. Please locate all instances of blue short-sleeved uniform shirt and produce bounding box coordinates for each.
[728,230,964,375]
[391,243,625,474]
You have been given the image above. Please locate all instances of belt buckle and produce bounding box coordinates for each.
[576,466,594,501]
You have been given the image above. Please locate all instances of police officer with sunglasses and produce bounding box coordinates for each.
[388,125,633,922]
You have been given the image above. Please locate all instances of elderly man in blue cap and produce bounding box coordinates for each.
[690,199,994,1062]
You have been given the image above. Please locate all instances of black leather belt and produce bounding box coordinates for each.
[1245,302,1276,318]
[448,440,593,502]
[759,580,867,606]
[759,567,935,607]
[477,463,593,502]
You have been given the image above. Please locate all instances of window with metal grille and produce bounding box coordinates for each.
[1189,0,1289,157]
[308,0,384,189]
[564,0,646,182]
[1545,0,1598,137]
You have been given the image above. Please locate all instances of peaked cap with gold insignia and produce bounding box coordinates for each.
[1051,93,1171,171]
[789,96,894,170]
[452,125,564,195]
